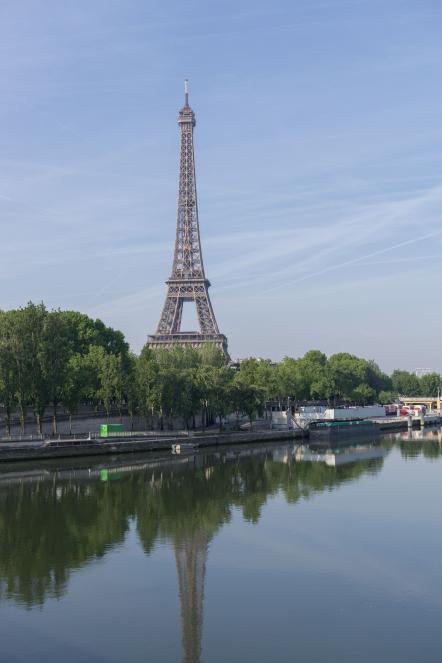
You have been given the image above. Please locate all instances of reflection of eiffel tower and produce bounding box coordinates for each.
[175,530,209,663]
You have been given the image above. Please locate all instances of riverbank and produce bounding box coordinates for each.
[376,414,441,430]
[0,428,305,463]
[2,414,439,464]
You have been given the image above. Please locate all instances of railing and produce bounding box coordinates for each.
[291,416,310,432]
[0,433,44,443]
[0,428,223,445]
[103,430,192,438]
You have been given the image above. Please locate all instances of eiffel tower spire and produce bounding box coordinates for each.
[148,81,228,353]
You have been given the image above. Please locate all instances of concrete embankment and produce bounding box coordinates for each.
[375,414,441,431]
[0,429,304,463]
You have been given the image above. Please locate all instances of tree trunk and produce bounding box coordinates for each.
[192,414,196,430]
[69,414,73,436]
[249,415,253,430]
[6,406,11,437]
[52,401,58,435]
[19,405,26,434]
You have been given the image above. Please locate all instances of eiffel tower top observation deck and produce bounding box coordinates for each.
[148,81,228,354]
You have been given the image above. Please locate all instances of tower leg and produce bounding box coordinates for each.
[156,296,183,335]
[195,292,218,336]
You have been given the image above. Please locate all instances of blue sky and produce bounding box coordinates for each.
[1,0,442,371]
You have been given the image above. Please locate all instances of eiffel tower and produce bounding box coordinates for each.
[148,81,228,354]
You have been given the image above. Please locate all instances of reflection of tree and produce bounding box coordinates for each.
[0,481,133,606]
[385,429,442,460]
[0,443,386,659]
[399,439,442,460]
[0,450,380,606]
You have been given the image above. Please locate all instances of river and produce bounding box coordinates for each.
[0,429,441,662]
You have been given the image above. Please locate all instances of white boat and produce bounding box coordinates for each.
[171,442,197,454]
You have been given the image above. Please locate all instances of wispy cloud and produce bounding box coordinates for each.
[264,227,442,294]
[68,180,442,325]
[1,0,442,365]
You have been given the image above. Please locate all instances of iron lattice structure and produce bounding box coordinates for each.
[148,81,228,354]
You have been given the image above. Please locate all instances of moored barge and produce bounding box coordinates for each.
[308,418,379,439]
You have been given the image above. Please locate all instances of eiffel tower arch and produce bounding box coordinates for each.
[148,81,228,354]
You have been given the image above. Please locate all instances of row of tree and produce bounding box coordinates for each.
[137,343,264,431]
[0,303,129,434]
[0,303,440,434]
[238,352,442,405]
[0,303,264,433]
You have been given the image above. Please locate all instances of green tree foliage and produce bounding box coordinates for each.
[231,376,265,428]
[96,349,120,419]
[236,358,279,401]
[327,353,367,401]
[81,346,131,421]
[62,354,91,434]
[351,383,376,405]
[136,345,235,430]
[297,350,328,399]
[18,303,48,434]
[137,346,160,429]
[124,353,139,428]
[204,366,234,430]
[270,351,393,405]
[378,390,395,405]
[40,310,73,433]
[275,357,306,400]
[391,370,421,396]
[0,301,439,436]
[419,373,441,397]
[0,312,17,435]
[199,343,226,368]
[0,303,132,434]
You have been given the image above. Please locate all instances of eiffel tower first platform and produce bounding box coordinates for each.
[148,81,228,354]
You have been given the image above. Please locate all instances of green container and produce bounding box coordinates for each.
[100,469,109,482]
[100,423,124,437]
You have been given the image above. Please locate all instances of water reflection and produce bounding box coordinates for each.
[384,427,442,460]
[0,441,390,661]
[295,443,387,466]
[175,532,208,663]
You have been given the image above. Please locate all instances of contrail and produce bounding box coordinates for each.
[0,192,60,216]
[358,253,442,266]
[264,227,442,293]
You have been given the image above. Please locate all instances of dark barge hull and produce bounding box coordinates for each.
[309,419,380,439]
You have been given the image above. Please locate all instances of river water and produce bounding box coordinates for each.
[0,429,441,663]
